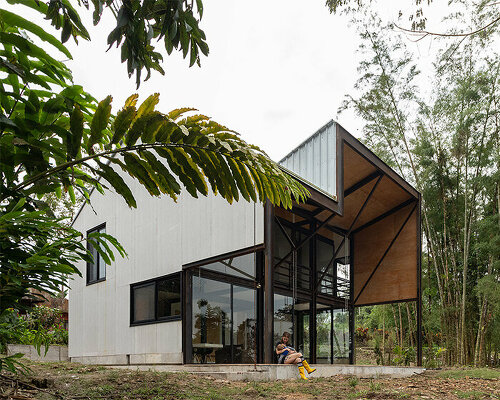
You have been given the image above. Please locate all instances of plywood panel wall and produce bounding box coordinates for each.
[353,203,418,306]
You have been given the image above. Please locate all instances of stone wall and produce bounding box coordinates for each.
[7,344,69,362]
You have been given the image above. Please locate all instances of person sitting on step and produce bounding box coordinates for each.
[275,332,316,380]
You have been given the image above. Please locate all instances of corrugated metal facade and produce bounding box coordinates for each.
[279,120,337,200]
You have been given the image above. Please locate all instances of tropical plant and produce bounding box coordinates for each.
[0,0,309,372]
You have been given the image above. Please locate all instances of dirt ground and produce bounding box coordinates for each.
[0,361,499,400]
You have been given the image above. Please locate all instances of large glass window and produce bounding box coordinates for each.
[192,275,256,363]
[316,305,332,364]
[87,224,106,284]
[131,273,181,325]
[333,308,350,362]
[190,249,260,364]
[199,252,256,280]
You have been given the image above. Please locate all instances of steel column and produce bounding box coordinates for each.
[263,200,275,363]
[310,221,317,363]
[182,270,192,364]
[349,236,355,365]
[417,194,423,366]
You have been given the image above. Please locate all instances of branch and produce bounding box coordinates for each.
[394,15,500,40]
[10,142,263,195]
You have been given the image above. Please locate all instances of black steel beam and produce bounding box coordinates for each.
[263,201,275,364]
[352,198,417,235]
[275,216,295,247]
[354,203,417,305]
[274,211,336,270]
[315,175,383,291]
[344,171,383,197]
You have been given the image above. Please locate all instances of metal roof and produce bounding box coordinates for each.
[279,120,337,200]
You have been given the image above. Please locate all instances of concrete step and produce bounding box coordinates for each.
[190,370,270,382]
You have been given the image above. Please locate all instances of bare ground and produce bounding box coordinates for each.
[0,361,499,400]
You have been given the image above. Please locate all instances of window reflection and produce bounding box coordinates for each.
[192,275,256,364]
[199,253,255,280]
[133,284,155,322]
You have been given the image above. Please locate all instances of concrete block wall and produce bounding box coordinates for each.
[7,344,69,362]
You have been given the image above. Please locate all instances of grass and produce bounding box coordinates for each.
[437,368,500,380]
[2,361,499,400]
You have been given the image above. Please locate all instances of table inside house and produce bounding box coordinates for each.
[192,343,224,363]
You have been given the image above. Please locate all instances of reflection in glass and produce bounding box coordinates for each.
[317,239,334,295]
[192,275,256,363]
[316,306,332,363]
[192,277,231,363]
[200,253,255,279]
[273,294,293,346]
[157,276,181,318]
[232,285,256,363]
[333,309,350,362]
[88,244,98,283]
[133,283,155,322]
[295,300,310,358]
[97,227,106,279]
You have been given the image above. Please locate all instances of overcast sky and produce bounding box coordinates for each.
[18,1,450,161]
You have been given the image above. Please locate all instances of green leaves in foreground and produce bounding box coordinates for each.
[4,93,309,211]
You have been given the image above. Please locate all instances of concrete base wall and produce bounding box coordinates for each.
[111,364,425,381]
[7,344,68,362]
[70,352,183,365]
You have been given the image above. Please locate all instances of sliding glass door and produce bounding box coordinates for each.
[189,250,260,364]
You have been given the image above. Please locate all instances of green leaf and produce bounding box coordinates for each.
[139,150,180,200]
[96,160,137,208]
[226,158,251,202]
[135,93,159,120]
[69,104,84,159]
[112,106,136,144]
[0,9,72,59]
[170,147,208,196]
[196,0,204,19]
[122,153,160,196]
[88,95,112,150]
[155,147,198,198]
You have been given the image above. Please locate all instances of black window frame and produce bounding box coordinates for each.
[86,223,107,285]
[130,272,182,326]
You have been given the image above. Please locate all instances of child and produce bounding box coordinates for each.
[276,343,316,380]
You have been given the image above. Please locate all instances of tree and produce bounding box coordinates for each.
[0,1,309,372]
[340,16,499,366]
[325,0,500,40]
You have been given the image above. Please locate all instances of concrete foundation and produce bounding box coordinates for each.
[110,364,425,381]
[7,344,69,362]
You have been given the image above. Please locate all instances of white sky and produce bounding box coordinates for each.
[16,0,451,161]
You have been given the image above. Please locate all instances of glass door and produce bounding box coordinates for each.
[191,275,257,363]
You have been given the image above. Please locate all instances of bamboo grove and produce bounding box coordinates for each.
[344,13,499,366]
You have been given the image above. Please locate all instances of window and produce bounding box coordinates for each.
[131,273,181,325]
[87,224,106,285]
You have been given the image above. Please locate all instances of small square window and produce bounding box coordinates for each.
[131,273,182,325]
[87,224,106,285]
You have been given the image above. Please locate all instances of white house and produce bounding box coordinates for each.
[69,121,422,366]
